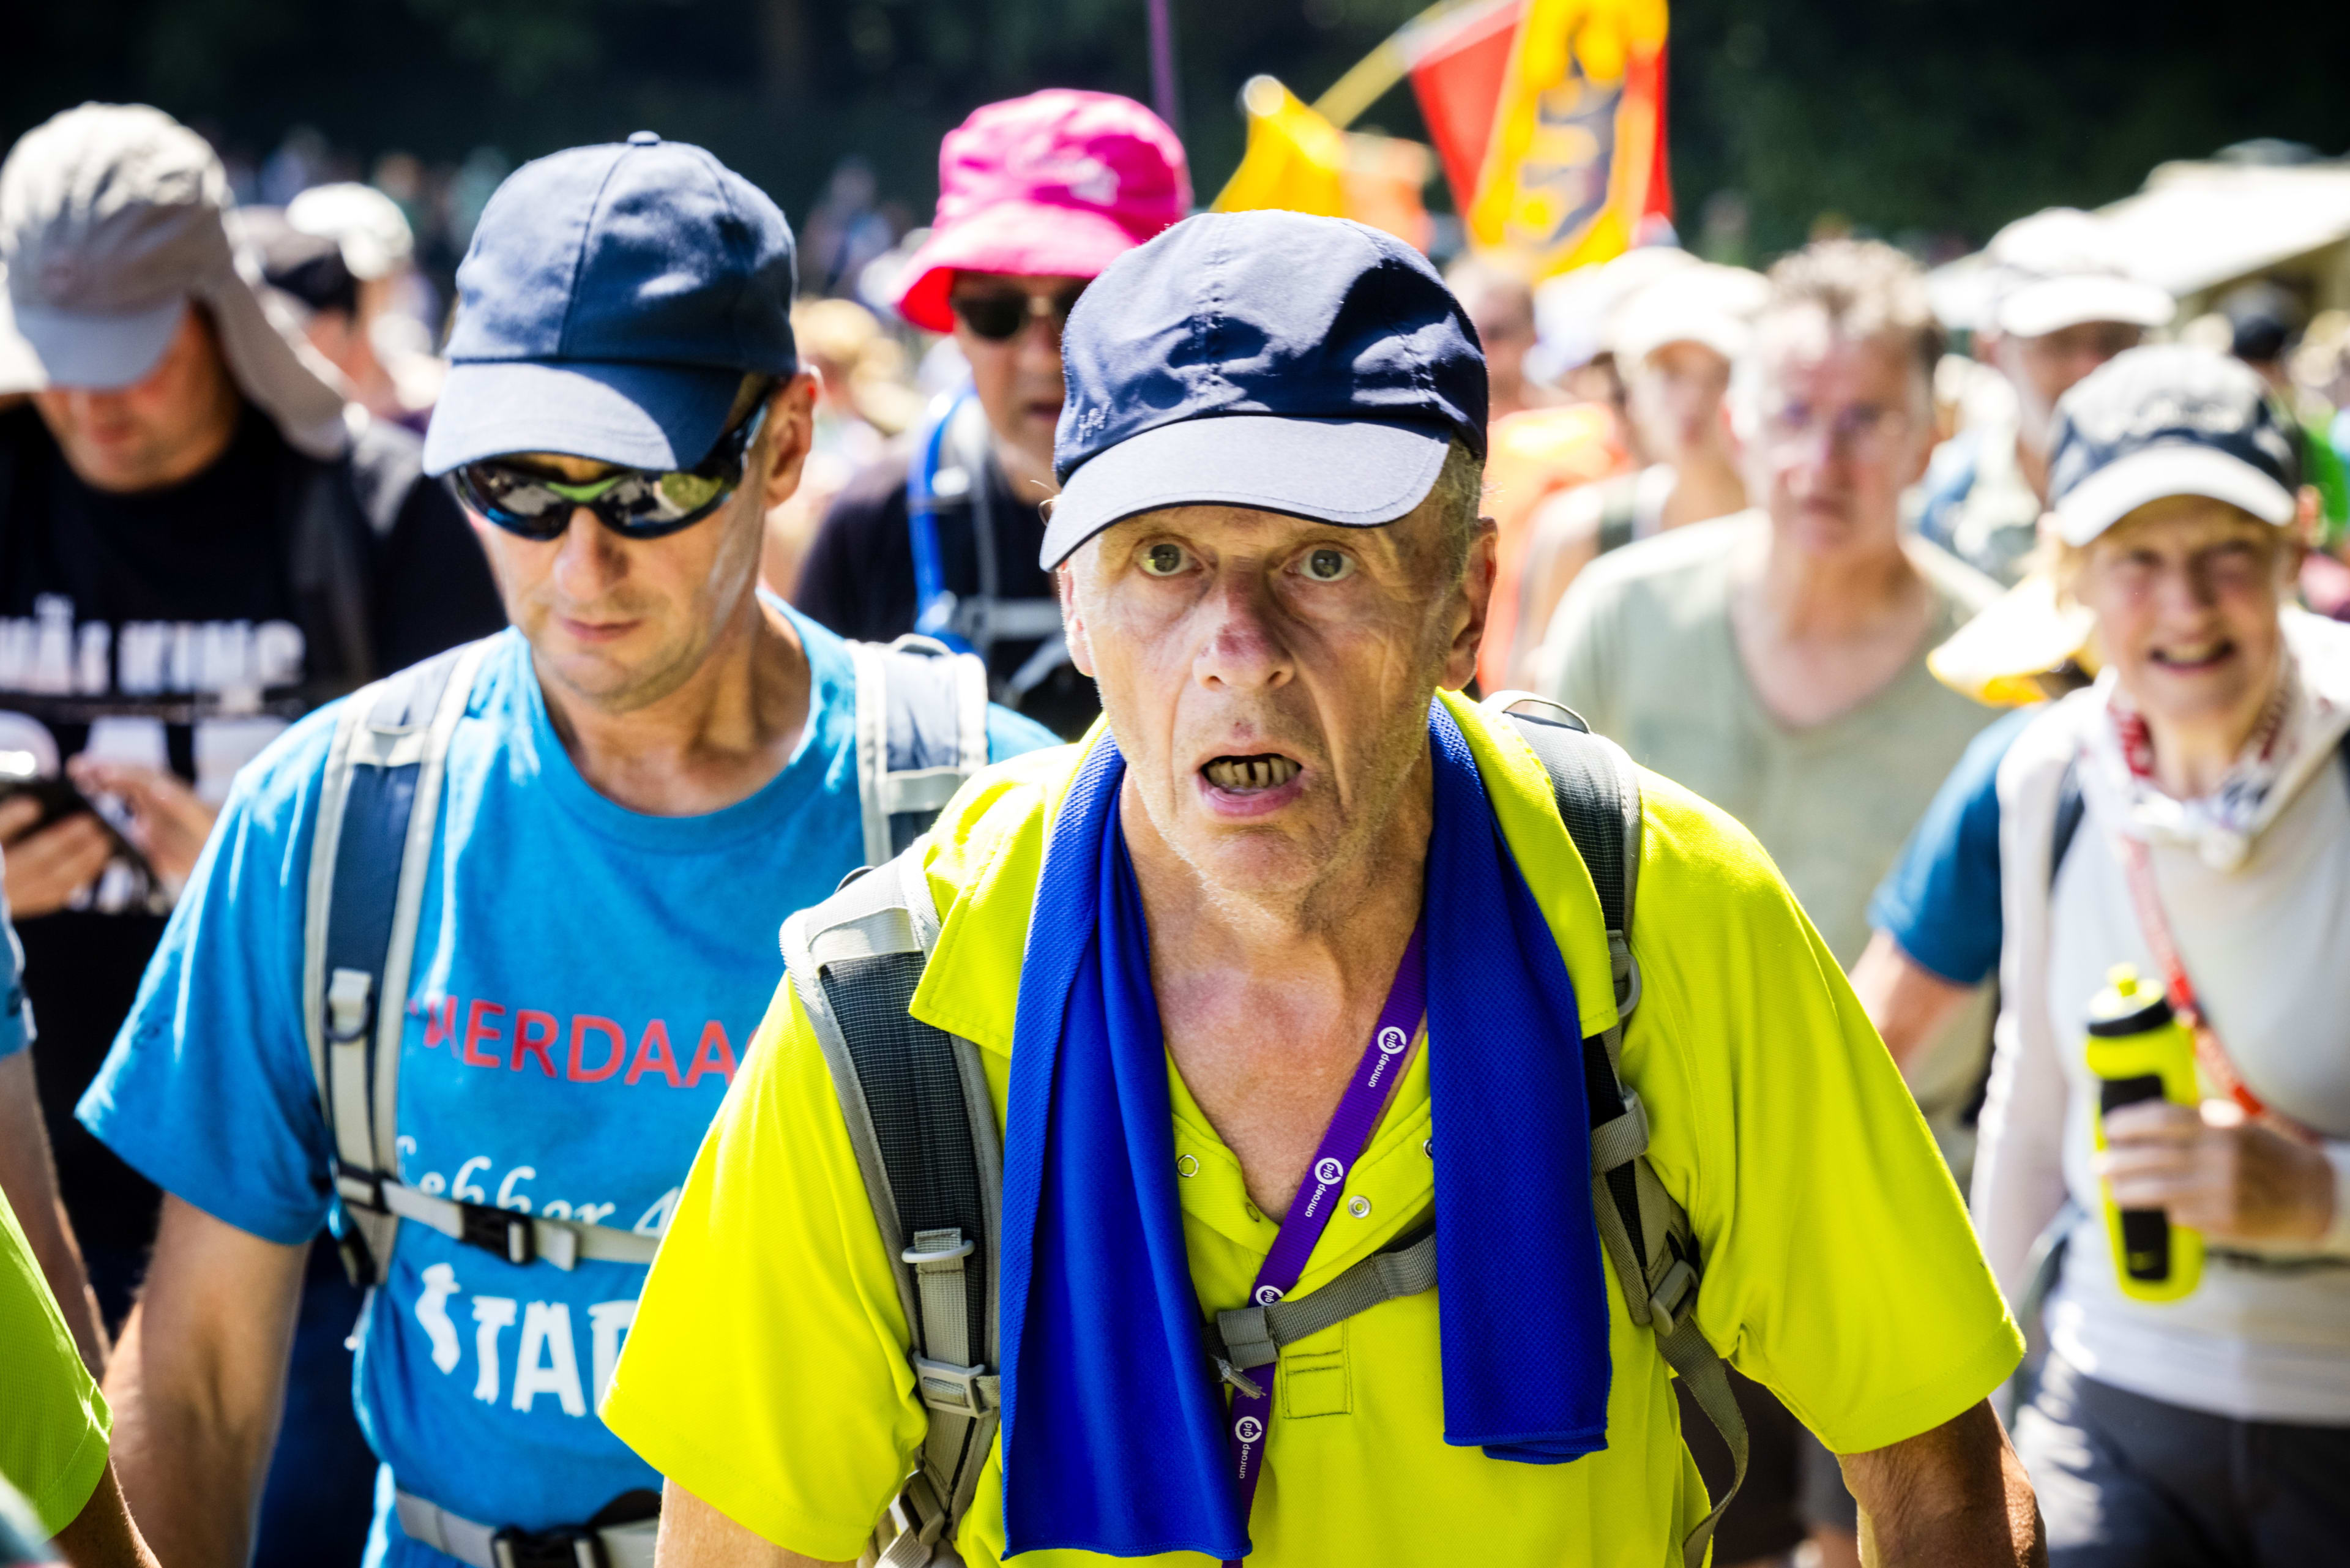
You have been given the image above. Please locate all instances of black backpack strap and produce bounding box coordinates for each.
[2050,756,2084,889]
[783,852,1000,1564]
[1488,692,1745,1568]
[852,635,991,867]
[1594,474,1644,558]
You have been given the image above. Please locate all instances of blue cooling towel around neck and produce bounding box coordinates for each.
[995,702,1610,1559]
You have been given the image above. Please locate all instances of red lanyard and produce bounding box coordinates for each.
[2100,709,2300,1131]
[2111,831,2272,1120]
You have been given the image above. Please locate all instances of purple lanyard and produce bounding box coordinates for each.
[1222,920,1428,1562]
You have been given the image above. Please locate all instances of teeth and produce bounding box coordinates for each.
[1205,755,1301,791]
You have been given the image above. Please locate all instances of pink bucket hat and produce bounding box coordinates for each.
[893,89,1189,334]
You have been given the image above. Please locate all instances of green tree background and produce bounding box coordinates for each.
[7,0,2346,261]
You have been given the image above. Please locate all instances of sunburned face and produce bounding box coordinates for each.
[2075,495,2297,733]
[1061,495,1493,906]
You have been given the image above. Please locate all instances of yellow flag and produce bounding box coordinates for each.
[1214,77,1434,252]
[1466,0,1668,278]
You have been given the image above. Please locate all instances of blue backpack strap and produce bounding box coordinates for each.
[304,637,493,1285]
[851,634,990,867]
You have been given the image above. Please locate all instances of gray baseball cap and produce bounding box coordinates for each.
[0,103,349,458]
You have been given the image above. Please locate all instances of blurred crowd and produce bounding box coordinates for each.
[2,88,2348,1568]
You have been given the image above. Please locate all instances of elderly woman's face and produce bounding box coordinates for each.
[2075,496,2296,733]
[1061,498,1490,902]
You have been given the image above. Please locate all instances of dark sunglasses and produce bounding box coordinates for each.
[450,404,768,541]
[949,283,1087,343]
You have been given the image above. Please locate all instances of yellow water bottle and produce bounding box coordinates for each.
[2084,965,2203,1302]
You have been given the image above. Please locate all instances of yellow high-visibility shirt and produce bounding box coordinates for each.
[0,1187,109,1540]
[603,692,2021,1567]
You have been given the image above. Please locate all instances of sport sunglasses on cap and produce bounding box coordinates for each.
[450,403,769,541]
[949,283,1087,342]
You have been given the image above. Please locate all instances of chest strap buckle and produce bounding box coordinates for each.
[489,1526,603,1568]
[460,1202,536,1267]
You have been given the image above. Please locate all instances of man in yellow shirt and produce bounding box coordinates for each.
[1,1152,154,1567]
[603,212,2043,1567]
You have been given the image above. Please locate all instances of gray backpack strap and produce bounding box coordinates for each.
[852,635,991,868]
[304,636,662,1285]
[783,851,1001,1566]
[1488,692,1747,1568]
[305,637,492,1285]
[1209,1227,1436,1395]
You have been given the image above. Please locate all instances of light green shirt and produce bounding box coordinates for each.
[1539,510,2000,968]
[0,1185,109,1539]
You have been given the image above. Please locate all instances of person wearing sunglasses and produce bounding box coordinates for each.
[793,89,1188,739]
[73,133,1056,1568]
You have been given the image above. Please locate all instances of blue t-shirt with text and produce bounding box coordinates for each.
[78,611,1055,1565]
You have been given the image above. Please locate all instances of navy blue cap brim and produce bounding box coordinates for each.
[422,358,747,476]
[1042,414,1453,569]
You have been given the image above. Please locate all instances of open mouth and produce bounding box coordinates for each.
[2150,638,2236,673]
[1202,754,1301,793]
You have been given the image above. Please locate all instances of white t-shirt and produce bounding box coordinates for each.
[1978,618,2350,1424]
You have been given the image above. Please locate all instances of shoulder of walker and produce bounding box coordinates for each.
[1865,701,2043,987]
[1906,528,2007,622]
[341,409,436,536]
[982,702,1059,762]
[0,1189,111,1543]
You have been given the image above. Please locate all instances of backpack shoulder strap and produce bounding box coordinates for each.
[852,633,991,868]
[304,635,664,1284]
[783,851,1001,1565]
[2050,756,2084,889]
[1594,474,1644,558]
[305,636,493,1284]
[1488,692,1747,1568]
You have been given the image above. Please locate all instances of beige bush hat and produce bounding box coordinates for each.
[0,102,348,458]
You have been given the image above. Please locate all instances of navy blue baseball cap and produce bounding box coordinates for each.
[2047,344,2300,547]
[422,132,799,478]
[1042,210,1487,568]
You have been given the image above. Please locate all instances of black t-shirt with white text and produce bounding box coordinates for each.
[0,399,505,1269]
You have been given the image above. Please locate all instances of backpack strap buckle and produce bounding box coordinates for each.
[910,1356,998,1419]
[326,967,375,1042]
[879,1471,949,1567]
[458,1201,536,1267]
[489,1528,604,1568]
[1210,1304,1279,1372]
[1647,1255,1699,1337]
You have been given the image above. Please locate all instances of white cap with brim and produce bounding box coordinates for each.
[2054,442,2297,547]
[1043,414,1452,568]
[1997,272,2176,339]
[0,103,349,460]
[1605,262,1768,370]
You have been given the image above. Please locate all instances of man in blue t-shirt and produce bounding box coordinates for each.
[76,136,1054,1568]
